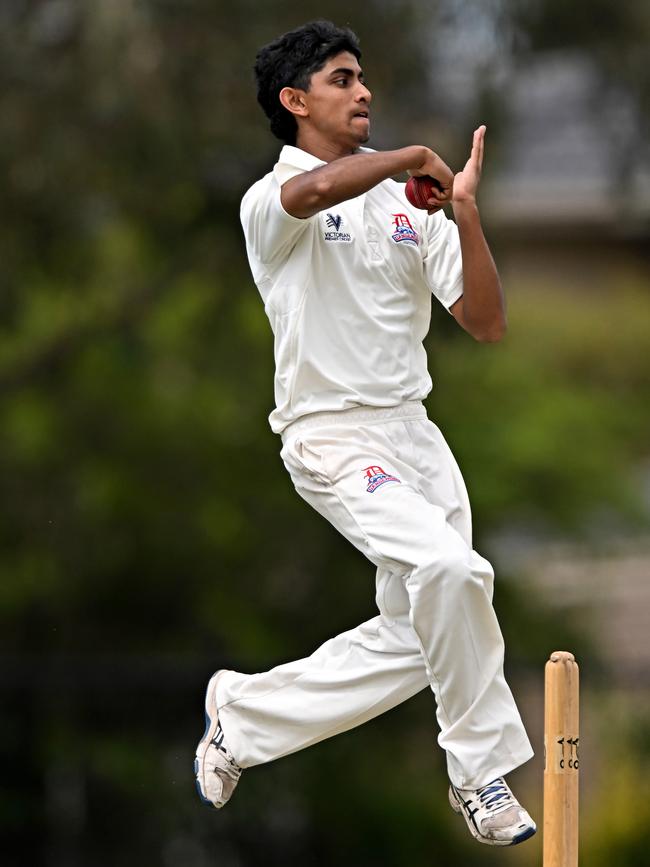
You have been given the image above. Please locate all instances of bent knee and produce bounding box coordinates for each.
[415,545,471,588]
[410,546,496,601]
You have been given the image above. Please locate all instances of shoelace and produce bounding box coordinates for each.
[475,779,516,814]
[211,724,242,771]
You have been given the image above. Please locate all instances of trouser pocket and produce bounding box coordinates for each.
[280,435,330,484]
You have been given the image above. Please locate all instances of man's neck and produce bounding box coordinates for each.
[295,130,358,163]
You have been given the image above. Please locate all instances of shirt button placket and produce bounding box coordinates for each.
[364,199,383,262]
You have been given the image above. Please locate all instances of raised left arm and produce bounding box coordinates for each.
[444,126,506,343]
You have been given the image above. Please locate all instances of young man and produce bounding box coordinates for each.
[195,20,536,847]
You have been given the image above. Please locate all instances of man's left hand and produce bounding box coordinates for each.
[451,125,486,206]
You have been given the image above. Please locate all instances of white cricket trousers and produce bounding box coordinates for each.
[216,401,533,789]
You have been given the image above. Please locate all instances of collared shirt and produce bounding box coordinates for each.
[240,145,464,434]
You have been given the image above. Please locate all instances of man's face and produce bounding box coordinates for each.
[300,51,372,149]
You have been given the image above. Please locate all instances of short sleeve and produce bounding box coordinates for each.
[422,210,464,310]
[240,167,314,268]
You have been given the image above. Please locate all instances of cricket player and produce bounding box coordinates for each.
[195,20,536,847]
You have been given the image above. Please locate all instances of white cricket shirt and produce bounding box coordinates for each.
[240,145,464,434]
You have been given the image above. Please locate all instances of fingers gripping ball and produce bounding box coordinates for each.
[405,175,444,210]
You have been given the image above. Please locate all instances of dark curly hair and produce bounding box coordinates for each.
[254,20,361,146]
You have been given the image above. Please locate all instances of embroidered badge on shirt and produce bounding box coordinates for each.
[363,465,401,493]
[323,213,353,243]
[390,213,419,247]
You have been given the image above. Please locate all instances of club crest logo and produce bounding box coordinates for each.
[363,465,401,493]
[391,213,419,247]
[323,212,352,243]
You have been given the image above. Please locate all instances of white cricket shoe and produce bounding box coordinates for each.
[194,671,242,808]
[449,776,536,846]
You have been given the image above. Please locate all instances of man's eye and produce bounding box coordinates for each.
[334,78,348,86]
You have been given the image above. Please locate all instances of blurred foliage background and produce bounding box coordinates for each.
[1,1,649,865]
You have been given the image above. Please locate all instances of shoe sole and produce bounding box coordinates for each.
[448,785,537,847]
[194,670,224,808]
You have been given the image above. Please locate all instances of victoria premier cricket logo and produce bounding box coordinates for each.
[363,465,401,493]
[324,212,352,243]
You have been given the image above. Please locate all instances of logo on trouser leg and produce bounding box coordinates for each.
[363,465,401,493]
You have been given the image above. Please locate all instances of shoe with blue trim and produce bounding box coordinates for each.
[194,671,242,809]
[449,776,536,846]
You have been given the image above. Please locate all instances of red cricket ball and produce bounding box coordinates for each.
[405,175,444,210]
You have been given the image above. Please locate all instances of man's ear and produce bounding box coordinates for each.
[279,87,309,118]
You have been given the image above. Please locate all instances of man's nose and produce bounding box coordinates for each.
[356,83,372,103]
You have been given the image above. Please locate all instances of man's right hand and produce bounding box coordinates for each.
[408,147,454,210]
